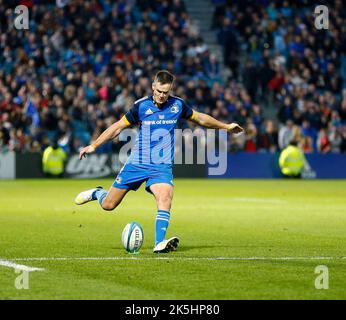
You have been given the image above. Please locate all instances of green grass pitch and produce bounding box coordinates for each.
[0,179,345,300]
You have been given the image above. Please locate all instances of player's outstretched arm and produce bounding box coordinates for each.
[79,117,130,160]
[191,110,244,134]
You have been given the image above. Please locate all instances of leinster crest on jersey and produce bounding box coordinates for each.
[170,104,179,113]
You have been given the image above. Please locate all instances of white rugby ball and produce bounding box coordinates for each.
[121,222,144,253]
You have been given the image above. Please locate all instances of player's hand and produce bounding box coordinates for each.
[227,123,244,134]
[79,145,96,160]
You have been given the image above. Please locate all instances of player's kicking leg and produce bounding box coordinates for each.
[149,183,179,253]
[74,186,129,211]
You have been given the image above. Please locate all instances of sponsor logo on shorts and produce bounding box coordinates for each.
[115,177,122,184]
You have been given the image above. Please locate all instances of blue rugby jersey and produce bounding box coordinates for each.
[123,95,195,167]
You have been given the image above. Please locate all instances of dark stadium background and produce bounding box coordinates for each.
[0,0,346,177]
[0,0,345,175]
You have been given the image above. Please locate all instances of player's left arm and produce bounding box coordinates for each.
[189,110,244,134]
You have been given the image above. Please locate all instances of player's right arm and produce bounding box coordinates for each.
[79,117,130,160]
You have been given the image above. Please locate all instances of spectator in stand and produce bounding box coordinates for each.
[340,126,346,154]
[299,136,314,154]
[212,0,346,154]
[328,124,342,153]
[301,120,318,151]
[317,128,331,153]
[278,119,294,150]
[257,120,278,153]
[244,123,257,153]
[217,17,239,77]
[0,0,224,154]
[1,0,345,156]
[339,94,346,123]
[278,96,294,124]
[243,59,259,102]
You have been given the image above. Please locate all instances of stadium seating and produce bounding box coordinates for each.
[0,0,345,154]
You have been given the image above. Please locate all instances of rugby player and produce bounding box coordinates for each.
[75,70,243,253]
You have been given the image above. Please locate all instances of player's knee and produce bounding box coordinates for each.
[157,193,172,208]
[101,200,118,211]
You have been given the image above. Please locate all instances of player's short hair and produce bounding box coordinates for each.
[154,70,175,85]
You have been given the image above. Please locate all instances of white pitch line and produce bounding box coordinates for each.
[0,259,45,272]
[9,256,346,262]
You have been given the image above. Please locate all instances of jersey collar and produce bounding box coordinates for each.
[151,95,171,110]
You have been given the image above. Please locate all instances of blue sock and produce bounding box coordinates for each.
[155,210,170,245]
[92,189,107,206]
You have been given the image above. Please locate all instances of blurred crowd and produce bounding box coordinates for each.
[0,0,346,155]
[0,0,222,154]
[213,0,346,153]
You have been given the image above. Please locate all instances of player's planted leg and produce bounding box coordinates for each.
[155,210,170,245]
[153,210,179,252]
[153,237,180,253]
[150,183,179,253]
